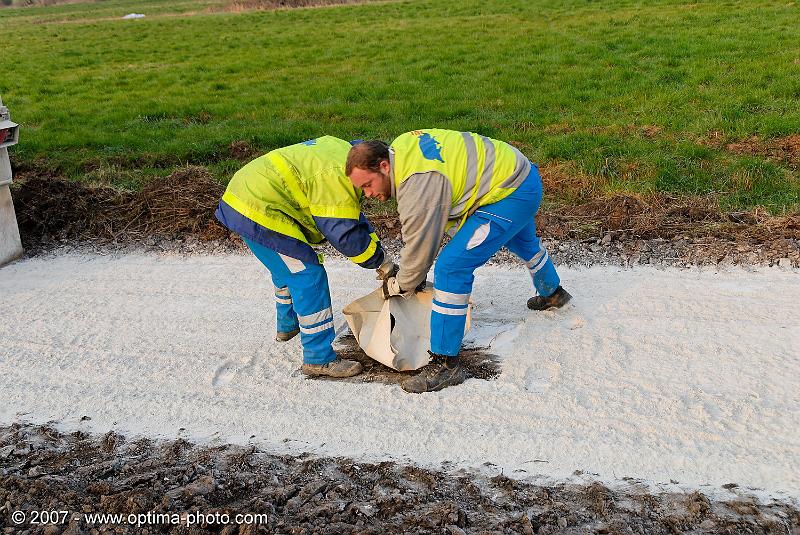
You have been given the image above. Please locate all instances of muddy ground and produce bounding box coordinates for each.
[0,424,797,535]
[315,334,500,386]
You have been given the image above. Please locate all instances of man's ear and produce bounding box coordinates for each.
[380,159,391,173]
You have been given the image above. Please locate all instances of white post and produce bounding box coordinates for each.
[0,94,23,267]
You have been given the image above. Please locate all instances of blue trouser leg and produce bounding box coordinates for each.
[243,242,299,334]
[504,219,560,298]
[431,165,560,356]
[244,239,336,365]
[273,284,300,334]
[502,170,560,298]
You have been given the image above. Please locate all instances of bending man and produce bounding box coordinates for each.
[216,136,394,378]
[346,129,571,392]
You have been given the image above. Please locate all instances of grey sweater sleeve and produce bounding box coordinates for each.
[395,172,453,292]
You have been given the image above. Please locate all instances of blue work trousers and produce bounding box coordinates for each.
[244,238,336,365]
[431,165,560,356]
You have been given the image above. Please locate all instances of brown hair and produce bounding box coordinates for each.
[345,140,390,175]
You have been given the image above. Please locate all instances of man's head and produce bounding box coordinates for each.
[346,140,392,201]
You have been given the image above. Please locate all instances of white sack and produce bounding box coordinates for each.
[342,286,471,371]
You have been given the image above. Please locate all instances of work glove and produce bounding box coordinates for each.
[375,258,399,281]
[381,277,426,300]
[381,276,404,300]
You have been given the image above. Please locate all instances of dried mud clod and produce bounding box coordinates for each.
[1,424,798,534]
[228,140,258,161]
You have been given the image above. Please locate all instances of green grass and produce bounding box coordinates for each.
[1,0,799,212]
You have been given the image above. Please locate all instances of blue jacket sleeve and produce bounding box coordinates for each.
[313,213,385,269]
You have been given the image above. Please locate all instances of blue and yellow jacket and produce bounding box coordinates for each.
[215,136,384,268]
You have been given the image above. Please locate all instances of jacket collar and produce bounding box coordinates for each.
[389,148,396,199]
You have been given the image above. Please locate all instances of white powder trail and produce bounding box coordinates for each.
[1,251,798,499]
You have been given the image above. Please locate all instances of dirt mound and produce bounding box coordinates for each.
[227,140,258,161]
[10,170,799,256]
[701,133,800,169]
[2,424,797,534]
[724,135,800,169]
[12,167,233,247]
[538,193,800,242]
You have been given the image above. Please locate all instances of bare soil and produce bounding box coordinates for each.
[9,170,800,268]
[702,133,800,170]
[10,168,228,248]
[1,424,797,534]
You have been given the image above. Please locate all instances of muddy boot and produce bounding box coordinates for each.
[401,353,466,393]
[275,328,300,342]
[527,286,572,311]
[302,359,363,378]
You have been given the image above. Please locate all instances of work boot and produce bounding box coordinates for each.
[301,359,363,378]
[275,328,300,342]
[527,286,572,311]
[401,353,466,393]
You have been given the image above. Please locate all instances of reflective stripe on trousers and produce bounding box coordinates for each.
[273,286,299,333]
[244,238,336,365]
[431,165,560,356]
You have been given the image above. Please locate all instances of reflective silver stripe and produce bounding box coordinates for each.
[434,289,470,305]
[431,302,469,316]
[453,132,479,215]
[275,287,291,297]
[526,250,546,269]
[473,135,496,203]
[498,149,531,189]
[275,296,293,305]
[529,251,550,274]
[298,307,333,327]
[299,318,334,335]
[454,134,498,215]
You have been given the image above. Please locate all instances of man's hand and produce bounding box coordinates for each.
[375,259,399,281]
[381,277,427,300]
[381,276,403,299]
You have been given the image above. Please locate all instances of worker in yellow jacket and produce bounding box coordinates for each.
[347,129,571,392]
[216,136,395,378]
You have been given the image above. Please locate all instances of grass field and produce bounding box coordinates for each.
[1,0,799,213]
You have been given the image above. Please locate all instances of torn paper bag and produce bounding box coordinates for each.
[342,286,471,371]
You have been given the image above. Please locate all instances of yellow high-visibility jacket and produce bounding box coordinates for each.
[389,129,531,290]
[216,136,384,267]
